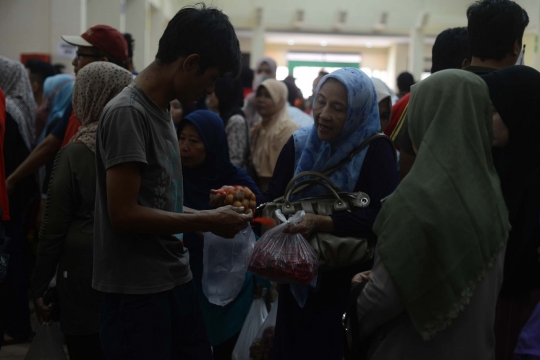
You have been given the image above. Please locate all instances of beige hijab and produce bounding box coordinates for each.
[251,79,300,178]
[70,62,133,153]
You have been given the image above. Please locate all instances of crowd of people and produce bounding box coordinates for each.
[0,0,539,359]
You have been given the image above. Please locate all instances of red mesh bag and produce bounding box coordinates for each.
[248,210,318,285]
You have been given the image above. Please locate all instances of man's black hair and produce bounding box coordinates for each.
[156,3,242,78]
[283,80,299,106]
[214,75,244,124]
[319,70,329,77]
[240,67,254,89]
[467,0,529,61]
[397,72,415,93]
[431,27,472,73]
[25,59,57,85]
[94,49,126,68]
[123,33,135,59]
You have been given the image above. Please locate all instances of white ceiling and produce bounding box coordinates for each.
[236,30,437,48]
[173,0,539,36]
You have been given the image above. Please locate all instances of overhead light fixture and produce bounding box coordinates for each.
[374,12,388,32]
[255,7,263,27]
[334,11,347,31]
[416,12,430,29]
[366,42,373,48]
[294,9,305,29]
[288,39,295,45]
[320,40,328,47]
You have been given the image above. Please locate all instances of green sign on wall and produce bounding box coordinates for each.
[288,60,360,75]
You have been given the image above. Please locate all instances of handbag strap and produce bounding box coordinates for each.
[288,134,397,197]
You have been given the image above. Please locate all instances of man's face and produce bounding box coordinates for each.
[72,46,105,75]
[173,63,221,105]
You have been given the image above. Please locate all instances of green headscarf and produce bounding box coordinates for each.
[374,69,509,340]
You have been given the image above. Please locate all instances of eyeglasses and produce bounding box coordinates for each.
[76,52,102,61]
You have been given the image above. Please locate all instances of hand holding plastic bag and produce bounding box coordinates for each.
[203,226,256,306]
[24,322,67,360]
[248,210,319,284]
[249,301,278,360]
[232,298,268,360]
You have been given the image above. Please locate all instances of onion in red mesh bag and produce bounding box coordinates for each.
[248,210,318,285]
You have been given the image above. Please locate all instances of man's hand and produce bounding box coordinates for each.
[34,297,54,326]
[351,271,372,285]
[209,191,226,208]
[207,205,252,238]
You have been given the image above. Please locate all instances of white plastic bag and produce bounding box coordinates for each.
[249,302,278,360]
[25,322,67,360]
[203,226,256,306]
[232,298,268,360]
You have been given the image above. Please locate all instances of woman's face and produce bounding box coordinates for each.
[170,100,183,125]
[492,108,509,148]
[313,79,348,142]
[179,123,206,169]
[257,62,273,78]
[378,98,391,132]
[256,86,278,118]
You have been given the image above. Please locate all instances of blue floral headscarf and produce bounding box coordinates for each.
[293,68,380,195]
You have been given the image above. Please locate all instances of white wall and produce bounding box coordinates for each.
[0,0,51,62]
[0,0,172,72]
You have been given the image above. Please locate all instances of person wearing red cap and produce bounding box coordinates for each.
[62,25,129,75]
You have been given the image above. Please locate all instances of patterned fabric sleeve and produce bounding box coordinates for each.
[225,114,248,168]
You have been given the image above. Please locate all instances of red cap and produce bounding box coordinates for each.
[62,25,128,63]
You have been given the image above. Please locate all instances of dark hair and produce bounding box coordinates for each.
[467,0,529,61]
[397,72,415,93]
[214,75,244,125]
[123,33,134,59]
[94,49,126,68]
[240,66,254,89]
[25,59,57,85]
[431,27,472,73]
[319,70,329,77]
[156,3,242,78]
[283,80,299,106]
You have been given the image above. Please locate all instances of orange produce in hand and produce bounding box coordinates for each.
[214,185,257,214]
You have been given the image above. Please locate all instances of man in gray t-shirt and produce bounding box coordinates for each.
[94,5,248,359]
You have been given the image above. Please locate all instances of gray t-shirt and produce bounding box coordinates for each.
[93,82,191,294]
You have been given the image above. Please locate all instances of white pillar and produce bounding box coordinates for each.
[535,1,540,70]
[120,0,127,33]
[386,45,397,92]
[50,0,87,73]
[250,8,265,69]
[126,0,148,72]
[408,27,425,81]
[149,4,164,66]
[386,43,409,92]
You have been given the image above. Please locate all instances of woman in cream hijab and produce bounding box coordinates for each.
[250,79,299,191]
[31,62,133,360]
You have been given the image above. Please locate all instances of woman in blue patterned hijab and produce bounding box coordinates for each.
[293,68,381,196]
[256,68,398,360]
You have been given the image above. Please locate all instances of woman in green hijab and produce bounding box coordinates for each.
[351,69,509,359]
